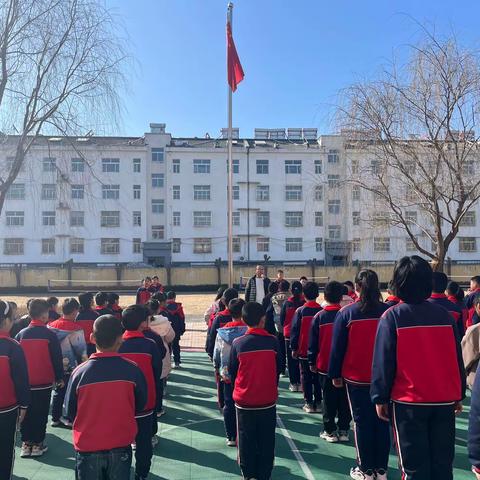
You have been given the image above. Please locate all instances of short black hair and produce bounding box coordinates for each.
[79,292,94,311]
[28,299,49,318]
[391,256,432,304]
[344,281,354,288]
[93,315,123,349]
[166,291,176,300]
[151,292,166,303]
[342,285,348,295]
[144,276,152,282]
[62,297,80,316]
[303,281,319,300]
[0,300,13,327]
[95,292,108,306]
[46,296,59,308]
[107,292,119,305]
[291,281,303,296]
[241,302,265,327]
[228,298,245,319]
[122,304,149,331]
[152,276,159,280]
[471,276,480,286]
[447,281,464,301]
[277,269,284,274]
[222,288,238,305]
[279,280,290,292]
[432,272,448,293]
[300,276,308,281]
[324,281,344,304]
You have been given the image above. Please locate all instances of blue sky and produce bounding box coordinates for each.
[106,0,480,138]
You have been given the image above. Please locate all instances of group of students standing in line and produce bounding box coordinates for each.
[0,279,186,480]
[204,258,480,480]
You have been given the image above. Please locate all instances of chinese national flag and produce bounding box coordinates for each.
[227,21,244,92]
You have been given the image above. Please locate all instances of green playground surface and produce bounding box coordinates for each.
[13,352,473,480]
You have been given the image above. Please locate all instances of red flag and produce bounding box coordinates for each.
[227,21,244,92]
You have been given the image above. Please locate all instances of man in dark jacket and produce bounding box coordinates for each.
[245,265,271,303]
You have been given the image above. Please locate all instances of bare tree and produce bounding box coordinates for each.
[338,30,480,271]
[0,0,128,214]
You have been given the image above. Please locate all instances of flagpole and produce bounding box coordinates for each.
[227,2,234,288]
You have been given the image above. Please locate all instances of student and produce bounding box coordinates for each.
[0,300,30,480]
[213,298,247,446]
[95,292,113,317]
[344,281,358,302]
[47,296,60,322]
[15,299,63,458]
[280,281,305,392]
[9,301,29,338]
[119,305,162,480]
[385,280,401,306]
[166,291,186,368]
[136,277,152,305]
[290,281,322,413]
[149,276,163,294]
[299,276,308,287]
[328,270,389,480]
[76,292,99,356]
[308,281,351,443]
[372,256,465,480]
[447,281,469,332]
[107,292,123,321]
[204,287,226,325]
[48,298,88,428]
[64,315,147,480]
[273,269,285,286]
[463,296,480,389]
[229,302,280,480]
[466,276,480,327]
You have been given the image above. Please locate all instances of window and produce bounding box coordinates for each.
[352,185,361,201]
[102,158,120,173]
[231,185,240,200]
[6,184,25,200]
[43,157,56,172]
[257,211,270,227]
[459,237,477,252]
[328,175,340,188]
[351,160,359,174]
[374,237,391,252]
[193,211,212,227]
[256,159,269,174]
[352,211,360,226]
[133,185,141,199]
[405,186,417,202]
[100,211,120,228]
[257,237,269,252]
[286,237,302,252]
[172,159,180,173]
[152,225,164,239]
[315,237,323,252]
[328,200,341,214]
[152,148,164,163]
[4,238,23,255]
[70,211,84,227]
[42,238,55,255]
[328,225,341,240]
[70,238,84,254]
[102,185,119,200]
[71,158,85,172]
[285,160,302,174]
[314,185,323,201]
[285,185,302,201]
[256,185,270,201]
[406,237,417,252]
[6,211,24,226]
[227,159,240,174]
[352,238,360,252]
[194,185,211,201]
[233,237,241,253]
[371,160,382,175]
[193,159,211,173]
[285,211,303,227]
[194,238,212,254]
[152,199,164,214]
[328,150,339,164]
[173,212,181,226]
[6,156,25,172]
[315,212,323,227]
[405,211,417,225]
[462,160,475,176]
[315,160,322,174]
[133,211,141,227]
[172,238,181,253]
[133,238,142,254]
[461,211,476,227]
[405,161,416,175]
[133,158,141,173]
[101,238,120,254]
[71,184,84,199]
[42,211,56,226]
[152,173,164,188]
[41,184,56,200]
[172,185,180,200]
[232,211,240,226]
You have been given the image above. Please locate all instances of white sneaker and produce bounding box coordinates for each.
[375,469,388,480]
[30,443,48,457]
[20,443,31,458]
[302,403,316,413]
[350,467,375,480]
[288,384,298,392]
[157,408,166,417]
[320,431,338,443]
[338,430,349,442]
[60,417,72,428]
[226,438,236,447]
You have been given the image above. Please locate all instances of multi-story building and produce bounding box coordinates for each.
[0,123,478,265]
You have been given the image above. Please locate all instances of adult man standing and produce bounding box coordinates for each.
[245,265,271,304]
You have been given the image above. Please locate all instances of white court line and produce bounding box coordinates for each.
[276,414,316,480]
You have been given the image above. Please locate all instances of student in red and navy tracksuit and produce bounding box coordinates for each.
[136,277,153,305]
[119,305,162,480]
[95,292,114,317]
[428,271,465,337]
[149,275,164,294]
[385,280,401,307]
[372,256,465,480]
[166,291,186,367]
[47,296,60,322]
[466,276,480,327]
[107,292,123,321]
[15,299,63,458]
[76,292,99,357]
[308,281,351,443]
[290,282,322,413]
[64,314,147,480]
[328,270,390,480]
[0,300,30,480]
[447,281,468,332]
[280,281,304,391]
[229,302,280,480]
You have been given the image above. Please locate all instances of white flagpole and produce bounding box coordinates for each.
[227,2,234,288]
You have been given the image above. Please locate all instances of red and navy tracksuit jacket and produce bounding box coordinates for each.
[76,308,99,347]
[136,287,151,305]
[229,328,280,409]
[95,306,113,317]
[0,331,30,413]
[280,296,305,339]
[148,284,163,294]
[119,331,162,417]
[207,309,232,357]
[371,301,465,405]
[109,304,123,321]
[328,302,389,385]
[166,300,186,337]
[448,295,469,332]
[428,293,465,337]
[307,305,341,374]
[290,301,322,359]
[48,309,60,322]
[64,352,147,452]
[15,320,63,390]
[385,295,401,307]
[466,289,480,327]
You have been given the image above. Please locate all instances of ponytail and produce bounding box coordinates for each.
[290,281,303,307]
[0,300,12,324]
[355,269,382,313]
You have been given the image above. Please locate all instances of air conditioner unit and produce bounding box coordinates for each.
[58,202,69,209]
[59,173,69,182]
